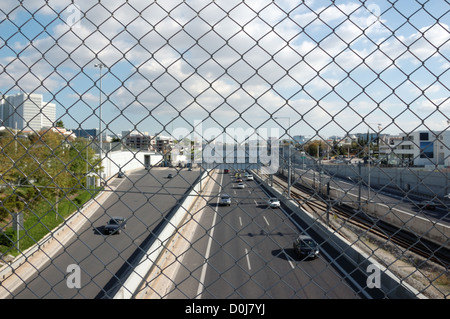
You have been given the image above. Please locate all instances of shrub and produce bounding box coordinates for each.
[0,228,15,247]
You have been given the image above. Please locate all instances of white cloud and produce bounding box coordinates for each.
[1,0,449,137]
[418,97,450,113]
[67,92,98,103]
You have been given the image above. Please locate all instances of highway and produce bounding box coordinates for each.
[7,167,201,299]
[165,170,360,299]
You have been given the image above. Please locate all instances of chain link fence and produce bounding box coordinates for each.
[0,0,449,299]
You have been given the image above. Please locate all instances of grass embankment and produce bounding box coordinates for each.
[0,187,101,257]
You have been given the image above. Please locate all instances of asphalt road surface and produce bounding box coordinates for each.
[9,167,201,299]
[165,171,360,299]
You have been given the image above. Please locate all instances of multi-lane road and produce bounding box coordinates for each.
[164,171,360,299]
[5,167,379,299]
[6,168,201,299]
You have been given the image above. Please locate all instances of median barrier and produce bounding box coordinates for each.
[113,169,212,299]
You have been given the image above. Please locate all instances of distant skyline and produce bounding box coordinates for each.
[1,92,56,131]
[1,0,449,140]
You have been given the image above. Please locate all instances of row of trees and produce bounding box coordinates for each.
[295,138,379,159]
[0,128,101,222]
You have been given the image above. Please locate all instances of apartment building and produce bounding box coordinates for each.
[155,135,174,153]
[122,130,156,151]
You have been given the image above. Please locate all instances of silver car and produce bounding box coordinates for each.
[219,194,231,206]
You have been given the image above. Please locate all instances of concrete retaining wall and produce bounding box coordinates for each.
[102,151,163,179]
[322,165,450,199]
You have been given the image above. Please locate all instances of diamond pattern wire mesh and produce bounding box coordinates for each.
[0,0,449,299]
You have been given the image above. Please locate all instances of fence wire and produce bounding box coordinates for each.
[0,0,449,299]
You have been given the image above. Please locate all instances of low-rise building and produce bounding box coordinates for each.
[122,130,156,151]
[379,130,449,167]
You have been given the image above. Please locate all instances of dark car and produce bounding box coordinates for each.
[293,235,319,259]
[117,171,125,178]
[416,200,436,210]
[167,173,173,179]
[104,217,126,235]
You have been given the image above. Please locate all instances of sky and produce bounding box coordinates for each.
[0,0,449,142]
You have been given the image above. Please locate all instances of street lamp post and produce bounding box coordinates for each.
[94,63,106,184]
[275,117,291,198]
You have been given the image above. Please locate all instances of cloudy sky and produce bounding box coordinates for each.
[1,0,449,141]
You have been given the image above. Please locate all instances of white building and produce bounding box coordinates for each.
[380,130,450,167]
[43,126,77,140]
[0,93,56,132]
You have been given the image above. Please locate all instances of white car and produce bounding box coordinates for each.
[246,175,254,181]
[267,198,280,208]
[236,182,245,189]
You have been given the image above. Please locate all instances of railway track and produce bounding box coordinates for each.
[269,172,450,269]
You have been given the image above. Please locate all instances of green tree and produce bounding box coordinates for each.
[55,120,65,128]
[303,140,326,158]
[0,130,101,224]
[0,129,32,184]
[67,138,99,188]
